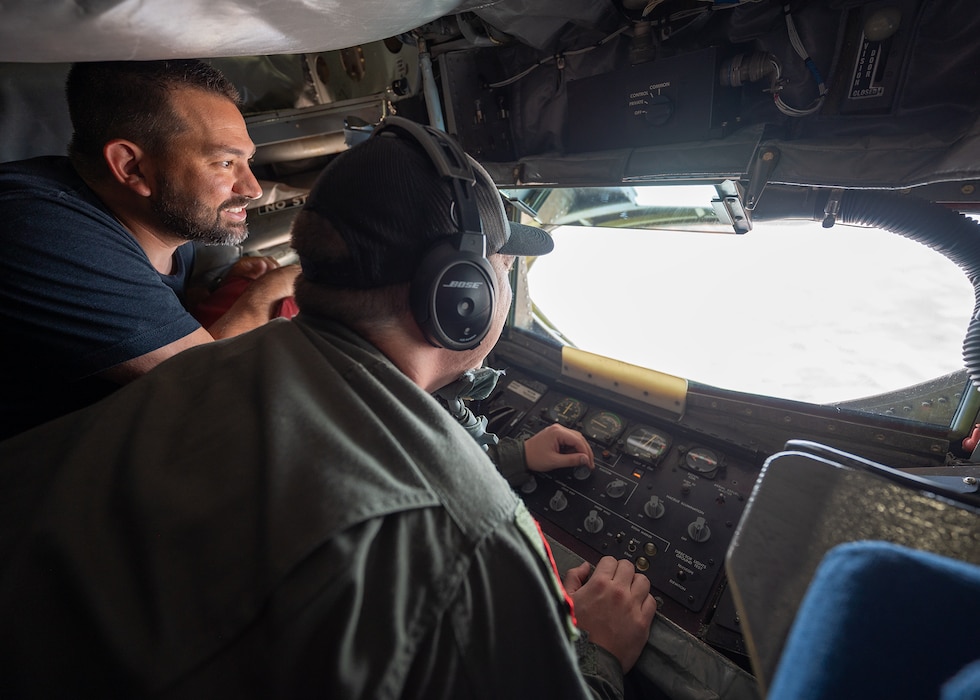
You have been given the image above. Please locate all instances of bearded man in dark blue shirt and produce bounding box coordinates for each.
[0,60,298,440]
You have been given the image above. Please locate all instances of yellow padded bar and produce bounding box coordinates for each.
[561,346,687,416]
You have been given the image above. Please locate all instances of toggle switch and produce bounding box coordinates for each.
[687,516,711,542]
[606,479,627,498]
[549,490,568,512]
[643,495,665,519]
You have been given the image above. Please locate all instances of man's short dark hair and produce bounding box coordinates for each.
[66,60,240,179]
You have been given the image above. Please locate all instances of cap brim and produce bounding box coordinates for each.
[498,222,554,257]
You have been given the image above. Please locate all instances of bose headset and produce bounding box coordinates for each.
[372,117,497,352]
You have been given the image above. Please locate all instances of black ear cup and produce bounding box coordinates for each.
[372,116,496,351]
[411,240,496,351]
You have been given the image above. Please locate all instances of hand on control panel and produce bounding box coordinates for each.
[563,556,657,673]
[524,424,595,474]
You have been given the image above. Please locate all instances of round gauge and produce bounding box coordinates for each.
[684,447,721,476]
[547,397,587,427]
[583,410,625,444]
[623,425,671,465]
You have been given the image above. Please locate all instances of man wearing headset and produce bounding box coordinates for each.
[0,118,656,698]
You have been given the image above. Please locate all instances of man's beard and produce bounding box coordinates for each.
[152,177,251,246]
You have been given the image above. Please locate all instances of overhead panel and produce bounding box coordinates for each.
[566,48,740,153]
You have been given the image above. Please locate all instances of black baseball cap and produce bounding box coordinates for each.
[294,120,553,288]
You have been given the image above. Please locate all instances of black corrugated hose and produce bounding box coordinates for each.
[832,190,980,392]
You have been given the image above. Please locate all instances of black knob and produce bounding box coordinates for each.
[643,94,673,126]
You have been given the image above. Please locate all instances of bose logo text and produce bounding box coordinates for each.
[443,281,484,289]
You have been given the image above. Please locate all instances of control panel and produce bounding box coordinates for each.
[565,47,740,152]
[481,368,762,654]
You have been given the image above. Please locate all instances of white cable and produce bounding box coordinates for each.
[774,3,827,117]
[486,25,630,89]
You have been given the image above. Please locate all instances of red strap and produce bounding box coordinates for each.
[534,518,578,627]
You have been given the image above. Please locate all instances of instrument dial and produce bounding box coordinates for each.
[547,396,587,427]
[684,447,721,477]
[623,425,671,465]
[583,410,625,444]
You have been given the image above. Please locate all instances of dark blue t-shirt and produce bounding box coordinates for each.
[0,156,201,440]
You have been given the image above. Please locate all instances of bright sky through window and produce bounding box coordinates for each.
[528,220,974,404]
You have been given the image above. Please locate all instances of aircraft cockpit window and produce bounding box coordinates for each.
[507,186,977,430]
